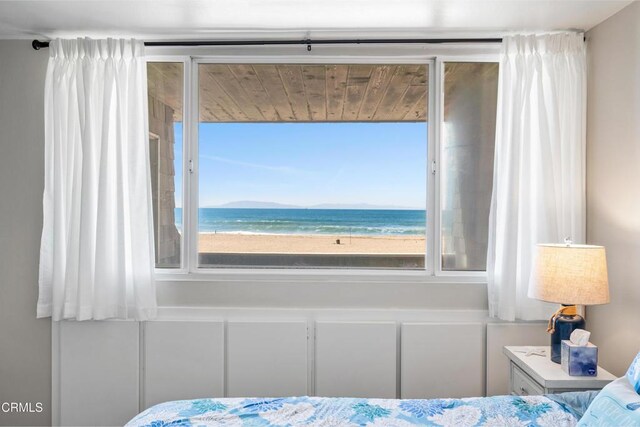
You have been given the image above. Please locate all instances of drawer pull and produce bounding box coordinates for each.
[520,386,529,395]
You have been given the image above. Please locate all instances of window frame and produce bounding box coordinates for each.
[434,56,501,277]
[146,46,498,282]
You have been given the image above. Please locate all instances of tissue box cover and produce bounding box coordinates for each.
[562,340,598,376]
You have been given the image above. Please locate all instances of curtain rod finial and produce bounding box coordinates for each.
[32,40,49,50]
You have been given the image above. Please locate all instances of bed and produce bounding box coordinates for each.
[126,393,588,426]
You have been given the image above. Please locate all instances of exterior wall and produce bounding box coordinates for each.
[585,1,640,376]
[148,95,180,267]
[0,40,51,426]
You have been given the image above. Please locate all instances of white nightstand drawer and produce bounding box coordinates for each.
[511,364,544,396]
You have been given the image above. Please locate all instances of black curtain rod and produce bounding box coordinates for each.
[32,37,502,51]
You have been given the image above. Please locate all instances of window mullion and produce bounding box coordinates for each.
[432,58,444,275]
[186,57,200,273]
[425,60,436,275]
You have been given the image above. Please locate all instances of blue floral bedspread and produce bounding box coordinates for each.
[126,395,578,426]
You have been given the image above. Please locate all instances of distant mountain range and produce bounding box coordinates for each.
[209,200,419,210]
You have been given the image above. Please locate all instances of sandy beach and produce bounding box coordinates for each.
[198,233,425,254]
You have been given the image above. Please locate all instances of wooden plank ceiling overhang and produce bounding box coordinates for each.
[148,62,499,123]
[148,63,428,123]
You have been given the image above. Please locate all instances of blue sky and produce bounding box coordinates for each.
[173,122,427,208]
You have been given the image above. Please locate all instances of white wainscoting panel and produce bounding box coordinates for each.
[226,321,308,397]
[315,321,397,398]
[53,310,514,424]
[143,321,224,408]
[486,322,548,396]
[401,323,484,398]
[59,321,139,426]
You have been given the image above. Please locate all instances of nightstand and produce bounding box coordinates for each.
[503,346,616,395]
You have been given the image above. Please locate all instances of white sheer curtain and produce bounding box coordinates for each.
[38,38,157,321]
[487,33,587,321]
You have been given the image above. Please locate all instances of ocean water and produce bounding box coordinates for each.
[175,208,425,236]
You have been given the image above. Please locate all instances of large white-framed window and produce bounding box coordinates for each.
[146,45,498,279]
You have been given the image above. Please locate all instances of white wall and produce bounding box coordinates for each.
[0,40,51,427]
[586,1,640,376]
[155,277,488,308]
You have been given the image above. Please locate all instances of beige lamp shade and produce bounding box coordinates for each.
[528,244,610,305]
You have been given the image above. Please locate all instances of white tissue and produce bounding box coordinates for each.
[570,329,591,346]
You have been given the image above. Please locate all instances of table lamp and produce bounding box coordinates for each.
[528,241,609,363]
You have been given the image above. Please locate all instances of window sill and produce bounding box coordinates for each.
[154,268,487,285]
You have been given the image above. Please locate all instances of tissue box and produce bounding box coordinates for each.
[561,340,598,376]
